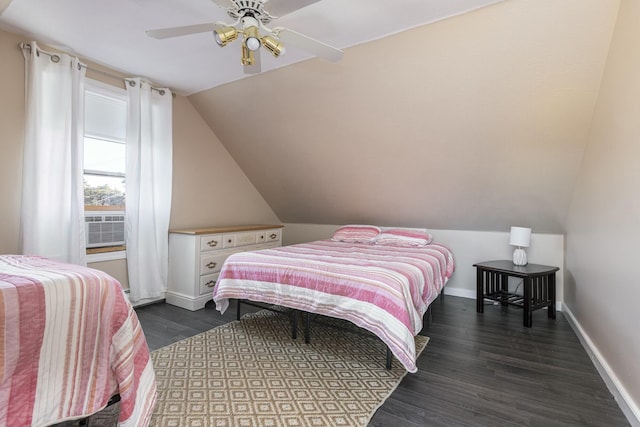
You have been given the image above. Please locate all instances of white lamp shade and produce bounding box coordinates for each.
[509,226,531,248]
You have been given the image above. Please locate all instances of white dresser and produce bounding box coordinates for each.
[167,224,283,311]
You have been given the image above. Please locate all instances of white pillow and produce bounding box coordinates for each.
[331,225,381,243]
[376,228,433,246]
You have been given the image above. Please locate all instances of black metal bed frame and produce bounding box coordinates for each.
[236,299,300,339]
[77,394,121,426]
[236,292,443,370]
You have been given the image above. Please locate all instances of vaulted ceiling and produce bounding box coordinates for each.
[1,0,622,234]
[188,0,621,233]
[0,0,504,94]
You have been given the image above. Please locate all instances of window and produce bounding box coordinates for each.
[84,80,127,257]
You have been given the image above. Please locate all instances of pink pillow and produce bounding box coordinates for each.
[376,228,433,246]
[332,225,381,243]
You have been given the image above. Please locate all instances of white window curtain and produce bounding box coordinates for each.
[21,41,87,265]
[125,78,173,303]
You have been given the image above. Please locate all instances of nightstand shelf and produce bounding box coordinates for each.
[484,290,526,307]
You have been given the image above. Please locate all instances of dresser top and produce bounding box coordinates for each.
[169,224,284,235]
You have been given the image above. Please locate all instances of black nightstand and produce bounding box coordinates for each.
[474,260,559,327]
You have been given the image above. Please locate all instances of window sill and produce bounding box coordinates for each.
[87,248,126,263]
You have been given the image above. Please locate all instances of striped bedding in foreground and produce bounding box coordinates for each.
[0,255,156,427]
[213,240,455,372]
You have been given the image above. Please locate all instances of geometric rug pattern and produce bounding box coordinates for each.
[149,310,428,427]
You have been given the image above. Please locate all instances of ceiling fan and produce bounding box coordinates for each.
[146,0,344,74]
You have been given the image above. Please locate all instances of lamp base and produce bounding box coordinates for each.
[513,248,528,266]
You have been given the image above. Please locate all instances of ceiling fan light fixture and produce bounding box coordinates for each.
[146,0,343,76]
[261,35,286,57]
[241,43,255,66]
[213,26,238,46]
[243,26,261,51]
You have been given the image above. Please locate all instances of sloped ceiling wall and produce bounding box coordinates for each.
[188,0,620,233]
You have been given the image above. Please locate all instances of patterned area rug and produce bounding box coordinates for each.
[149,310,428,427]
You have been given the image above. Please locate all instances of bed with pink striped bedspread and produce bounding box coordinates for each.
[213,240,455,372]
[0,255,156,427]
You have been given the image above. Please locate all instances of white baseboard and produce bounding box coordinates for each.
[563,306,640,427]
[165,291,211,311]
[443,287,476,299]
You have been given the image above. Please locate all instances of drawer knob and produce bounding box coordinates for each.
[207,240,219,247]
[205,280,216,288]
[206,261,217,269]
[270,233,277,239]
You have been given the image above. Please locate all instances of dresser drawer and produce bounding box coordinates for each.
[253,242,281,251]
[199,273,218,296]
[265,229,281,243]
[221,231,259,248]
[200,234,224,252]
[200,253,230,275]
[235,231,257,247]
[222,234,235,248]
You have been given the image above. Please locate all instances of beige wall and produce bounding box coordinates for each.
[170,95,279,229]
[0,28,280,288]
[88,258,129,288]
[189,0,619,235]
[564,0,640,421]
[0,30,24,254]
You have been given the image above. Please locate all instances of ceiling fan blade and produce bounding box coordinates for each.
[244,48,262,75]
[0,0,13,15]
[146,23,221,39]
[274,28,343,62]
[264,0,320,18]
[210,0,235,9]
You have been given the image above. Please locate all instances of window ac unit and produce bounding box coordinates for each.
[85,212,125,248]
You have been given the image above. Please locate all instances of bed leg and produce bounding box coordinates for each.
[236,299,241,321]
[386,347,392,370]
[304,312,310,344]
[425,305,433,328]
[291,311,298,340]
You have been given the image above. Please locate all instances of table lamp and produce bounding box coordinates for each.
[509,226,531,266]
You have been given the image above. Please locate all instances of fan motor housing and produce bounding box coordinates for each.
[227,0,274,24]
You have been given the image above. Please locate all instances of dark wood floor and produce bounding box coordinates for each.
[135,296,630,427]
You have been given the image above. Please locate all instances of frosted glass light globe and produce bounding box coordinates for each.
[245,37,260,51]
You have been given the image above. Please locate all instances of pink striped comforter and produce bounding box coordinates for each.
[0,255,156,427]
[213,240,455,372]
